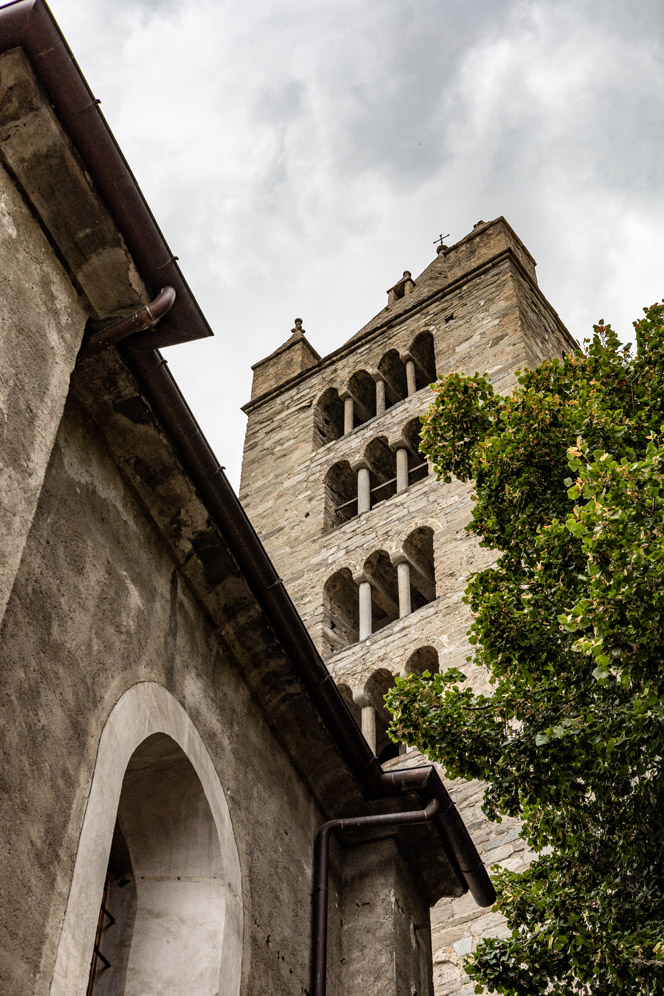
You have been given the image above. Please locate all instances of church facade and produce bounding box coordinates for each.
[240,218,576,993]
[0,3,494,996]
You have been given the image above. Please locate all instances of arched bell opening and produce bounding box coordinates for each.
[377,349,408,409]
[402,417,430,486]
[348,369,377,428]
[364,436,396,508]
[405,645,439,679]
[324,460,357,530]
[337,682,362,727]
[363,550,399,634]
[323,568,360,654]
[403,527,436,611]
[364,668,400,764]
[314,387,344,448]
[409,331,437,389]
[87,733,226,996]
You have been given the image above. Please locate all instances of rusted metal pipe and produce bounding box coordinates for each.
[78,286,176,360]
[312,798,441,996]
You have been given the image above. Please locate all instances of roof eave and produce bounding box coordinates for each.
[0,0,212,349]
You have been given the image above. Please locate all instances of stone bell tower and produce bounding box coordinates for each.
[240,217,576,993]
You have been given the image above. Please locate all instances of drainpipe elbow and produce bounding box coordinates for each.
[78,286,176,360]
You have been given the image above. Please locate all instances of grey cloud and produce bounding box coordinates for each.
[43,0,664,486]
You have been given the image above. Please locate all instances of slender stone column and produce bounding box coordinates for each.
[357,465,371,514]
[395,446,409,493]
[359,580,372,640]
[361,705,377,753]
[341,392,354,434]
[405,358,417,396]
[375,378,386,416]
[395,558,411,617]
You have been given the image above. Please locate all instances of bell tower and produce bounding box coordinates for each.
[240,217,576,991]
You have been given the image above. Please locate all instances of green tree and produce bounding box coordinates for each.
[387,303,664,995]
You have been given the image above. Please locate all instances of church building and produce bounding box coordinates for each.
[0,3,494,996]
[240,217,577,991]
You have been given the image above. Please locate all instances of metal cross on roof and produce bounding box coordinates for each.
[433,233,450,247]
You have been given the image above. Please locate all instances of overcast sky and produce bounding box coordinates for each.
[48,0,664,487]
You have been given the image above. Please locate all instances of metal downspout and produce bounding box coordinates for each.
[78,286,176,360]
[312,798,441,996]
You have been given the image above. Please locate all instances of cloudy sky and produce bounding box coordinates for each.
[48,0,664,486]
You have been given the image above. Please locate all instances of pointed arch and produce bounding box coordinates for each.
[49,682,242,996]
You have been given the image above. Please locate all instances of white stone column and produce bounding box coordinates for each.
[405,358,417,396]
[361,706,377,753]
[375,378,386,416]
[357,464,371,514]
[342,392,354,434]
[359,579,372,640]
[395,558,411,618]
[395,446,409,493]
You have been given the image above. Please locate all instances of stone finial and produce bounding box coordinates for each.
[387,271,416,306]
[291,317,305,336]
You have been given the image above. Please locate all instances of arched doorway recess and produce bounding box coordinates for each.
[49,682,242,996]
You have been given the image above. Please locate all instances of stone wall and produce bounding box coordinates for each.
[240,218,577,995]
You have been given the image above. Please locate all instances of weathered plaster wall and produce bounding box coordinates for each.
[0,397,326,996]
[0,161,86,627]
[341,838,433,996]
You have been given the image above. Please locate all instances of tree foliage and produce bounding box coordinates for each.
[387,304,664,995]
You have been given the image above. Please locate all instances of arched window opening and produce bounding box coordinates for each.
[323,569,360,654]
[348,370,377,428]
[377,350,408,409]
[364,550,399,634]
[364,437,397,508]
[409,331,437,389]
[364,669,400,764]
[87,733,226,996]
[402,418,430,486]
[403,527,436,611]
[405,645,439,679]
[314,387,344,448]
[324,461,356,530]
[337,683,361,727]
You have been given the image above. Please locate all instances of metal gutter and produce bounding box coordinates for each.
[0,0,211,350]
